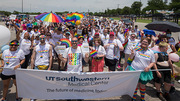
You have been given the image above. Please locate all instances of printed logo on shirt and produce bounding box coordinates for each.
[24,41,31,44]
[139,53,150,59]
[68,53,81,65]
[38,50,48,53]
[5,56,17,59]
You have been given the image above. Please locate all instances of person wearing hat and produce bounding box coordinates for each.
[52,27,64,46]
[123,32,140,70]
[104,31,124,71]
[153,42,174,101]
[64,31,71,41]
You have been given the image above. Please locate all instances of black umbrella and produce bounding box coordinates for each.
[145,21,180,32]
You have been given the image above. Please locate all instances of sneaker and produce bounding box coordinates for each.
[163,92,171,101]
[156,92,166,101]
[117,64,121,68]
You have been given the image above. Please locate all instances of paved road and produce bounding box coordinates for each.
[0,21,180,101]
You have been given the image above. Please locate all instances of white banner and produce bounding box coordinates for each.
[16,69,141,100]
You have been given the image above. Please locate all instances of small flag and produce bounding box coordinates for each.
[90,50,97,57]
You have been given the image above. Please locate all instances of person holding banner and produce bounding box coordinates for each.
[153,42,174,101]
[125,38,155,101]
[59,37,89,72]
[89,38,106,72]
[0,40,25,101]
[31,35,52,70]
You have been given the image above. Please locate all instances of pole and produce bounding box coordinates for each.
[22,0,23,13]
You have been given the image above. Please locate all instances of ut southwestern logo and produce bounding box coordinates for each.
[46,76,110,82]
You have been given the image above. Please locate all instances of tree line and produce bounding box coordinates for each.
[0,0,179,17]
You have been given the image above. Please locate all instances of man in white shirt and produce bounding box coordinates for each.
[59,37,89,72]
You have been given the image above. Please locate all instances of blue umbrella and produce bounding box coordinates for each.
[143,29,156,36]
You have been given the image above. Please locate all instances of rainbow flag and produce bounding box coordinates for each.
[123,40,128,48]
[65,13,84,25]
[124,28,129,38]
[66,13,84,21]
[90,50,97,57]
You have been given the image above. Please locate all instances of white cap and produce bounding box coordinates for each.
[130,32,137,36]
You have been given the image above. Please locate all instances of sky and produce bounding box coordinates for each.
[0,0,170,13]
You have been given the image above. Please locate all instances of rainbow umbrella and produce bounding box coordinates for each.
[35,12,64,23]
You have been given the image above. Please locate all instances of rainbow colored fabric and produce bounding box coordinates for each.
[35,12,64,23]
[9,42,19,46]
[134,46,147,51]
[90,50,97,57]
[65,13,84,25]
[127,57,133,65]
[60,38,72,48]
[123,40,128,48]
[124,28,129,38]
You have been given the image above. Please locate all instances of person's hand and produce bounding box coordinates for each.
[14,64,21,70]
[114,43,117,47]
[144,67,150,72]
[59,54,63,60]
[156,71,162,78]
[129,48,134,54]
[89,46,93,50]
[85,53,89,58]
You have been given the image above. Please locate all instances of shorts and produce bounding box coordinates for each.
[105,58,117,71]
[153,70,171,84]
[0,73,16,80]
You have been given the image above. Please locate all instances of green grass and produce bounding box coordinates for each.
[174,52,180,67]
[136,19,152,23]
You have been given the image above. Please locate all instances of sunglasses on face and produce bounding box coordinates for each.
[47,35,51,36]
[40,38,45,40]
[71,40,78,43]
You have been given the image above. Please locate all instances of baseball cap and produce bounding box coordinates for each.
[95,32,99,35]
[110,32,114,36]
[66,31,71,35]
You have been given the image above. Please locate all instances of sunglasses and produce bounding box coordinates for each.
[40,38,45,40]
[47,35,51,36]
[71,40,78,43]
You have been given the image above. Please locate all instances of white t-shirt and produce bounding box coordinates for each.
[63,46,83,73]
[35,44,50,66]
[2,49,25,75]
[91,45,106,57]
[124,39,140,54]
[131,49,155,70]
[19,38,31,55]
[168,37,176,46]
[52,33,63,46]
[117,32,125,44]
[101,34,109,44]
[104,39,122,60]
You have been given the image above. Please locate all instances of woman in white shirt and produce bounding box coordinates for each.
[90,38,106,72]
[124,38,155,101]
[16,31,33,69]
[0,40,25,101]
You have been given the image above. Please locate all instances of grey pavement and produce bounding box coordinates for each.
[0,21,180,101]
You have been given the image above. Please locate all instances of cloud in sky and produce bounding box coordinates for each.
[0,0,151,13]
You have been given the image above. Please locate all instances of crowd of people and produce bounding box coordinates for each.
[0,16,180,101]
